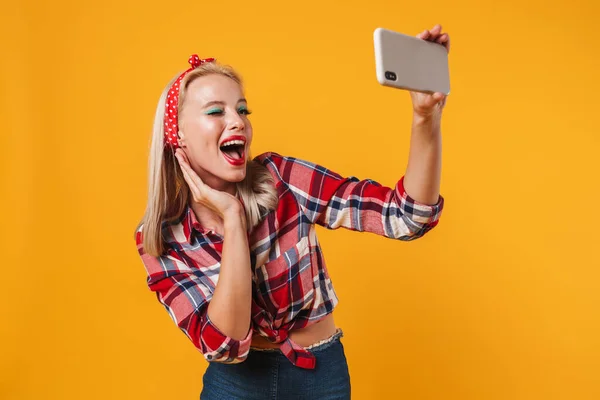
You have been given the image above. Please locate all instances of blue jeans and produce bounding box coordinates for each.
[200,329,351,399]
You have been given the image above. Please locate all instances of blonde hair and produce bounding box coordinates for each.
[137,62,279,257]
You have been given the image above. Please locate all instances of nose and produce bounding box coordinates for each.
[227,110,245,131]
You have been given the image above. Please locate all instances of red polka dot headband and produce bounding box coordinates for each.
[163,54,216,149]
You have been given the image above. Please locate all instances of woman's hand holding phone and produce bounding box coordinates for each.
[410,24,451,119]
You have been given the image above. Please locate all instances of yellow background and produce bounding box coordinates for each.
[2,0,599,399]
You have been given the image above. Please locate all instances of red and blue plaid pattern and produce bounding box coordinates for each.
[135,151,444,369]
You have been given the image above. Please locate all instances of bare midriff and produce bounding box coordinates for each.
[250,313,338,349]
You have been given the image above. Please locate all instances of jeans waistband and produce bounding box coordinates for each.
[250,328,344,352]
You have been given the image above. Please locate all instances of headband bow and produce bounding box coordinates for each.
[163,54,216,149]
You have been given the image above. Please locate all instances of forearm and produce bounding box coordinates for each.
[206,208,252,340]
[403,113,442,205]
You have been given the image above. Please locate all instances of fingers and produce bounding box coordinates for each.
[178,148,194,169]
[437,33,450,52]
[424,92,446,109]
[175,149,204,193]
[425,94,438,109]
[174,148,188,172]
[175,150,222,212]
[430,24,442,36]
[417,24,439,40]
[179,160,196,192]
[417,24,450,52]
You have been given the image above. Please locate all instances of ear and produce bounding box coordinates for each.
[177,131,186,148]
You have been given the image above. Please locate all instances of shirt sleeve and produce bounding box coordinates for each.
[135,230,253,363]
[261,152,444,241]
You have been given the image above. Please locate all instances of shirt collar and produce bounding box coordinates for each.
[182,204,204,243]
[182,193,245,243]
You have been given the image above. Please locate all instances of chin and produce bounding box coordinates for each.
[224,169,247,183]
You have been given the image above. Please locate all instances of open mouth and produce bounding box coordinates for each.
[219,140,246,165]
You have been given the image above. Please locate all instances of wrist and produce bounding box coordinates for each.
[223,207,247,231]
[413,111,436,124]
[412,112,441,132]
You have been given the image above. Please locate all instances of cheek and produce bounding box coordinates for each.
[199,116,222,133]
[188,117,224,144]
[244,118,253,137]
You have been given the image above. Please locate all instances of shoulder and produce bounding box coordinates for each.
[253,151,345,189]
[254,151,315,167]
[252,151,328,182]
[134,221,144,244]
[253,151,286,167]
[253,151,297,187]
[133,215,192,256]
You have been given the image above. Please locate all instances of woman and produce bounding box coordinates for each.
[135,24,449,400]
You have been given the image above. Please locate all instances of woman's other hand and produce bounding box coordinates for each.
[175,148,244,220]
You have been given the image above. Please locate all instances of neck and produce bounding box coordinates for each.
[197,173,238,196]
[191,202,223,231]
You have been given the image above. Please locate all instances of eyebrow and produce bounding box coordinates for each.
[203,98,247,108]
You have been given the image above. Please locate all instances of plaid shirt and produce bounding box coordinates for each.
[135,151,444,369]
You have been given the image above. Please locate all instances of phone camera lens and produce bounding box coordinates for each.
[385,71,397,81]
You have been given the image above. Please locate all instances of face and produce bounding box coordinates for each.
[178,74,252,194]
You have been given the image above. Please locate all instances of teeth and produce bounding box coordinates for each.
[220,139,245,147]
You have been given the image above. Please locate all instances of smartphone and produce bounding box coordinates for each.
[374,27,450,95]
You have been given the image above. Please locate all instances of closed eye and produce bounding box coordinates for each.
[205,108,224,116]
